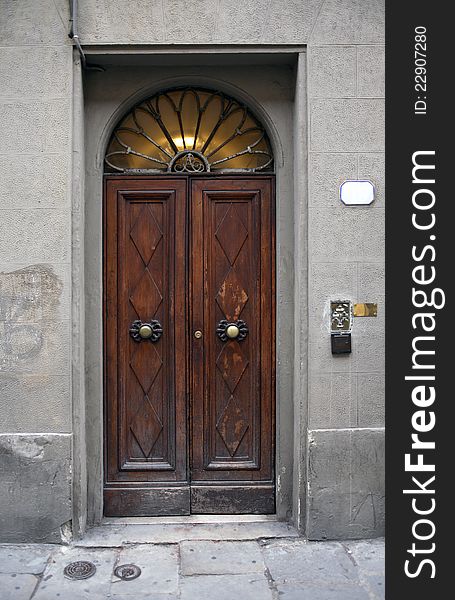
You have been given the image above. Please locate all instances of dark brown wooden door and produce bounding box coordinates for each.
[190,179,275,513]
[104,176,275,516]
[104,178,189,516]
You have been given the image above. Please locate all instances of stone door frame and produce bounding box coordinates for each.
[73,52,308,536]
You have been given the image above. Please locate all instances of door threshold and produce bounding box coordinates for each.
[102,514,279,525]
[77,515,298,546]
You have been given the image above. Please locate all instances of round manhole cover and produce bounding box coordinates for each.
[63,560,96,580]
[114,563,142,581]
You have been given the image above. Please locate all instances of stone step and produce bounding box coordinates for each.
[74,519,299,546]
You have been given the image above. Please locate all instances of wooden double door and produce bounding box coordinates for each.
[104,176,275,516]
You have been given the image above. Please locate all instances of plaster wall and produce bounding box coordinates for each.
[0,0,73,542]
[306,36,385,541]
[0,0,384,542]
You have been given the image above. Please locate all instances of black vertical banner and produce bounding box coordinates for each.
[386,2,451,597]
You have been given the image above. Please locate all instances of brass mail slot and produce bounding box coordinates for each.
[353,303,378,317]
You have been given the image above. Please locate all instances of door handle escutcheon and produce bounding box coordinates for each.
[216,319,248,342]
[129,319,163,342]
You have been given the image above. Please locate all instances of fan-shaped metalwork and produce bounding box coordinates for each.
[105,88,274,173]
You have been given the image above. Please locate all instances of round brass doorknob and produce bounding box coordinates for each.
[139,324,153,339]
[194,330,203,339]
[129,319,163,342]
[226,324,240,339]
[216,319,248,342]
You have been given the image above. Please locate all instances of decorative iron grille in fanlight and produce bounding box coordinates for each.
[105,88,274,174]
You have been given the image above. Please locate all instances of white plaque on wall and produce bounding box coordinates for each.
[339,180,375,206]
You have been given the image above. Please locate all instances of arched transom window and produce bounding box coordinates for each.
[105,87,274,174]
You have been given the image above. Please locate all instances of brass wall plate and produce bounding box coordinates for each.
[353,303,378,317]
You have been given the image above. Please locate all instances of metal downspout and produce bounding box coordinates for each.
[69,0,104,72]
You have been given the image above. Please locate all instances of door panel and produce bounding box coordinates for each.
[190,179,275,513]
[104,178,189,516]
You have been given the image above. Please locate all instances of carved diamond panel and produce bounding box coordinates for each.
[216,269,248,321]
[215,205,248,265]
[127,200,165,461]
[130,395,163,458]
[213,201,253,462]
[130,343,162,394]
[216,341,249,393]
[216,395,249,457]
[129,269,162,319]
[130,205,163,265]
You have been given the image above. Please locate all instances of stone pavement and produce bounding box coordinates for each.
[0,521,384,600]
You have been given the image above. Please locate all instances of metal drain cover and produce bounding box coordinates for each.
[63,560,96,580]
[114,563,142,581]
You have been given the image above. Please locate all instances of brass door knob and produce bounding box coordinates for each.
[226,324,240,339]
[216,319,248,342]
[129,319,163,342]
[139,324,153,339]
[194,330,203,339]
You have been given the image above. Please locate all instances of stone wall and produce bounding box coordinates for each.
[0,0,384,541]
[0,0,73,542]
[306,26,385,538]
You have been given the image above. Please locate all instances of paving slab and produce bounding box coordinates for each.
[0,573,38,600]
[73,524,127,547]
[110,595,178,600]
[110,544,179,596]
[75,521,298,546]
[0,535,384,599]
[344,538,385,573]
[180,540,264,575]
[32,546,118,600]
[180,573,273,600]
[361,572,385,599]
[275,582,370,600]
[262,540,358,585]
[0,544,55,574]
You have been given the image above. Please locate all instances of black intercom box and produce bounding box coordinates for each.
[331,333,352,354]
